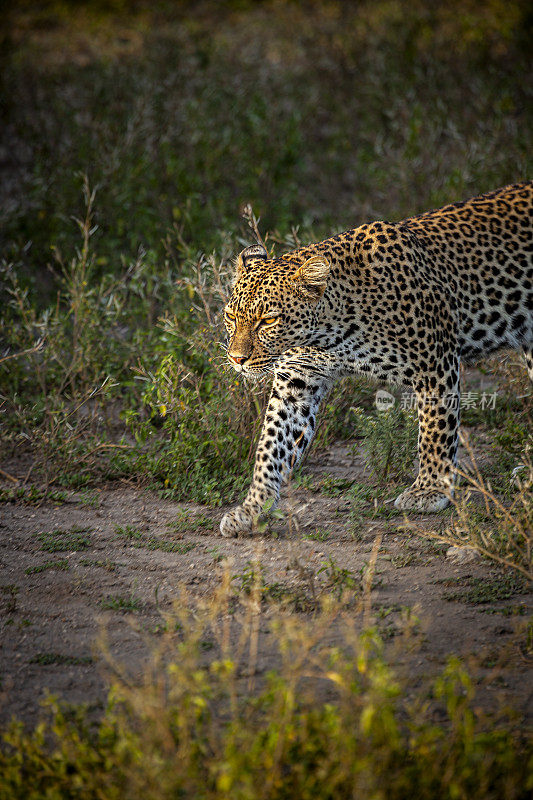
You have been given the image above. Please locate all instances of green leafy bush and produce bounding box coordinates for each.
[351,405,419,481]
[0,582,531,800]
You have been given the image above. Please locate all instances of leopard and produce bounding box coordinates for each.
[219,182,533,537]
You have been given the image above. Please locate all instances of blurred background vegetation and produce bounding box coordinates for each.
[1,6,532,789]
[2,0,532,283]
[0,0,532,500]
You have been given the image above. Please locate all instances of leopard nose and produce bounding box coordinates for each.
[229,354,248,366]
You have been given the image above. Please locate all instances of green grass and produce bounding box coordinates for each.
[351,405,419,482]
[114,524,144,542]
[264,582,316,613]
[25,559,69,575]
[315,476,357,497]
[166,510,213,533]
[440,573,529,604]
[317,557,363,599]
[1,0,531,504]
[100,593,143,612]
[114,524,196,553]
[3,1,531,276]
[145,538,195,554]
[29,653,94,666]
[77,491,101,508]
[36,527,92,553]
[0,486,68,505]
[480,605,527,616]
[1,582,531,799]
[0,585,19,615]
[302,529,330,542]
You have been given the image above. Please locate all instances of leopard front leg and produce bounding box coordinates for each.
[394,363,460,513]
[220,372,330,537]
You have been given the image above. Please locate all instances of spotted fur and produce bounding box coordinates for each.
[220,183,533,537]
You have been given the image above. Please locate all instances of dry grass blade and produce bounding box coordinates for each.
[403,434,532,581]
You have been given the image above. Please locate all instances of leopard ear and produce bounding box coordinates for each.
[236,244,268,277]
[293,255,330,303]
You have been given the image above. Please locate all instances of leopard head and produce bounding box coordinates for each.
[223,244,331,377]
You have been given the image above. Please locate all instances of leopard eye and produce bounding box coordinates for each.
[224,308,236,322]
[260,317,278,327]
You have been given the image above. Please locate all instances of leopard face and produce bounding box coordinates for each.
[224,245,330,377]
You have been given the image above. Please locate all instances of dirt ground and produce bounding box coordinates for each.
[1,439,532,730]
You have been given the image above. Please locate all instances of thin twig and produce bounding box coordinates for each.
[0,467,19,483]
[0,339,45,365]
[242,203,267,250]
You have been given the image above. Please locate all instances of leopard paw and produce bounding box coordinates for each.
[394,486,451,512]
[219,505,256,538]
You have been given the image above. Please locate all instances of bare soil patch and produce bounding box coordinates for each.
[1,442,531,729]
